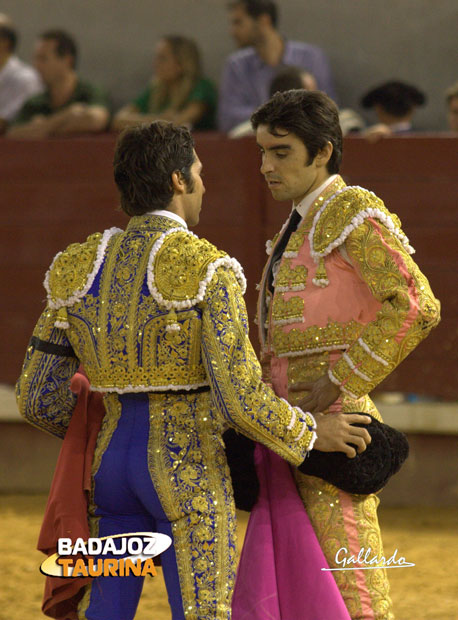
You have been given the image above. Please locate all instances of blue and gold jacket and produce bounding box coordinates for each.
[16,214,316,465]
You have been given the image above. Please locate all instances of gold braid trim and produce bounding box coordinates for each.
[45,228,121,309]
[309,186,414,262]
[149,229,246,309]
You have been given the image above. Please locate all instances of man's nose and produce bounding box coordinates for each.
[260,157,274,175]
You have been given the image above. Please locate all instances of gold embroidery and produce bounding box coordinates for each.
[332,219,440,398]
[341,393,382,421]
[272,319,362,357]
[286,352,330,406]
[154,231,226,303]
[275,258,308,290]
[354,496,394,619]
[47,218,216,391]
[202,268,314,463]
[285,353,384,421]
[271,294,305,324]
[147,391,235,619]
[263,176,347,259]
[127,213,183,235]
[47,233,103,304]
[300,175,347,232]
[80,391,237,619]
[92,394,121,479]
[293,473,393,619]
[15,307,78,438]
[310,186,401,258]
[284,228,307,254]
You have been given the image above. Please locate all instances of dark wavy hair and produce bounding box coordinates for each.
[251,89,342,174]
[40,29,78,69]
[228,0,278,27]
[113,121,195,216]
[0,25,17,52]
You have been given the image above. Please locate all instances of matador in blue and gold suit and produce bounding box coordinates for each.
[16,211,317,620]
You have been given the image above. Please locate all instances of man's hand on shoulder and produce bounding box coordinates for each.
[313,412,372,458]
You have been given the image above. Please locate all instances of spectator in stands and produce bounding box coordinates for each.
[218,0,336,132]
[113,36,216,132]
[360,80,426,142]
[229,66,363,138]
[445,81,458,132]
[0,14,42,134]
[8,29,109,139]
[269,65,318,94]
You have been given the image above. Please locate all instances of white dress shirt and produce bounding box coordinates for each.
[0,56,43,121]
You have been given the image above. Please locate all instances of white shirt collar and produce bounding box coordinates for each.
[294,174,338,220]
[147,209,188,229]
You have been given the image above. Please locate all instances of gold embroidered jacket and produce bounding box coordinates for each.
[258,178,441,400]
[16,214,316,464]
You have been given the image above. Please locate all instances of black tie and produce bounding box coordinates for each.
[269,209,302,291]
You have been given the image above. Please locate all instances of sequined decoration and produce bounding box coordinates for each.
[16,307,78,438]
[272,320,362,357]
[294,472,394,619]
[46,232,103,305]
[331,219,440,398]
[147,391,235,619]
[201,268,315,464]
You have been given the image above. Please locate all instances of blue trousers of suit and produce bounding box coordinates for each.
[78,394,185,620]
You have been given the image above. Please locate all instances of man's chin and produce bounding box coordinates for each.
[269,187,289,202]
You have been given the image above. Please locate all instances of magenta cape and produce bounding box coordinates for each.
[232,444,350,620]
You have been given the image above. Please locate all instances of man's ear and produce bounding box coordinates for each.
[315,141,333,168]
[171,170,186,194]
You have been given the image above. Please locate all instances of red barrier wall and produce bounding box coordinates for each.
[1,134,456,398]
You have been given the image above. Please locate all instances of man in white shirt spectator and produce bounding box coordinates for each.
[0,14,42,133]
[218,0,336,132]
[8,29,109,139]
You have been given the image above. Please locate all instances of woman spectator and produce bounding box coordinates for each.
[113,35,216,131]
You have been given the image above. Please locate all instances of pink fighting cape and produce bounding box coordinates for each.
[232,444,350,620]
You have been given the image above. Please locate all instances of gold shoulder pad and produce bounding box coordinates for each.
[45,227,121,308]
[310,186,413,261]
[149,229,246,309]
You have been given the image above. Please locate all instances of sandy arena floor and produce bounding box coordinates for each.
[1,495,457,620]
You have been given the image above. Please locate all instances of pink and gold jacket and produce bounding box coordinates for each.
[257,176,440,413]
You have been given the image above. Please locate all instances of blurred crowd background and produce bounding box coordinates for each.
[1,0,457,137]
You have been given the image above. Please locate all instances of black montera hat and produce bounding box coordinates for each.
[298,413,409,495]
[224,413,409,511]
[361,81,426,117]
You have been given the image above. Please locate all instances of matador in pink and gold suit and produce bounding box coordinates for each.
[256,174,440,619]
